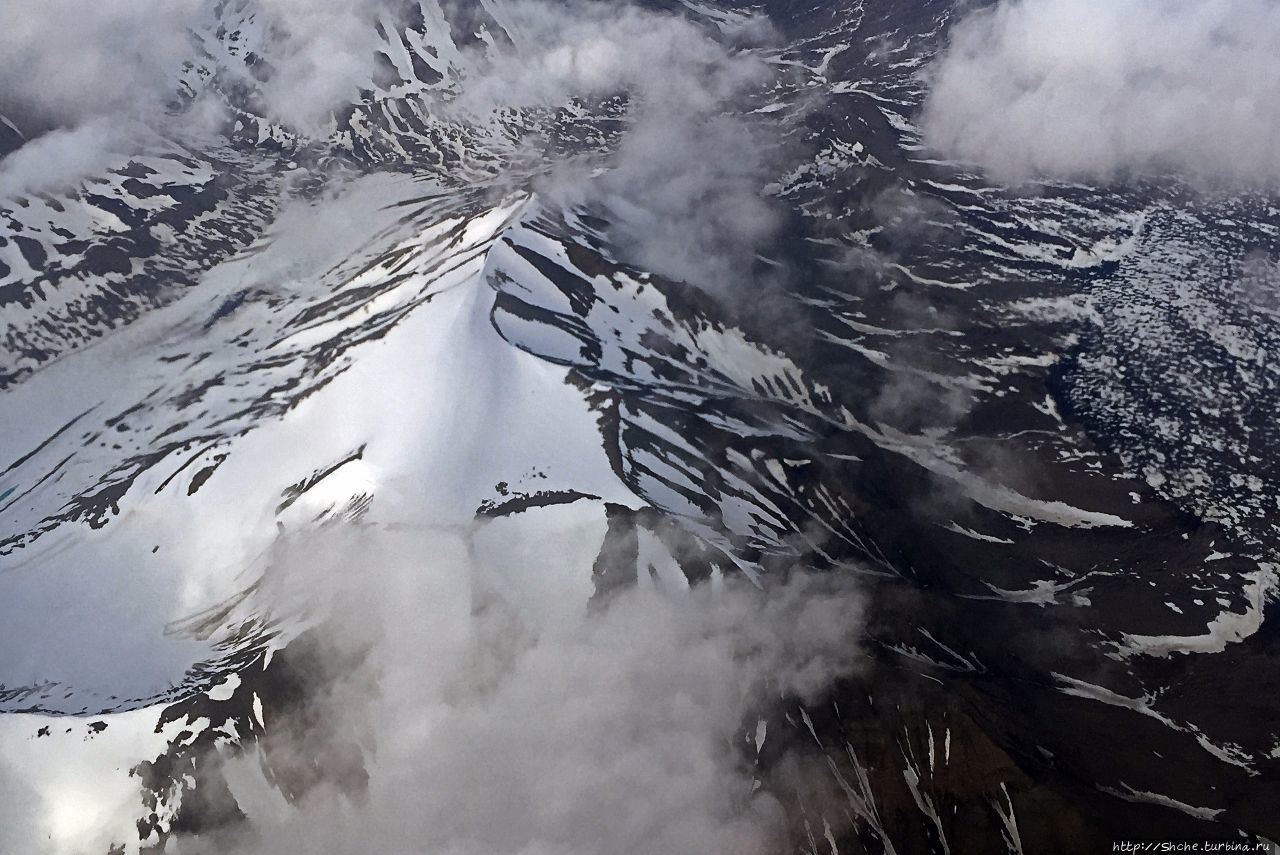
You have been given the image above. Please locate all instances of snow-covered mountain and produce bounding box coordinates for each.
[3,1,1279,852]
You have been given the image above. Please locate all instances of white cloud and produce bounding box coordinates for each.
[251,0,388,134]
[446,3,771,116]
[0,0,198,131]
[0,119,133,198]
[446,1,784,291]
[172,525,865,855]
[920,0,1280,186]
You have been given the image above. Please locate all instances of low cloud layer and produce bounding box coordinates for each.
[450,1,785,292]
[921,0,1280,186]
[0,0,197,132]
[448,4,771,116]
[0,119,135,198]
[175,525,864,855]
[252,0,387,133]
[0,0,385,134]
[0,0,387,196]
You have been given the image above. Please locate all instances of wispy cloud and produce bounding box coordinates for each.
[172,526,865,855]
[449,1,786,293]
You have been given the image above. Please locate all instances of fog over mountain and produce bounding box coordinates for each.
[2,1,1280,853]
